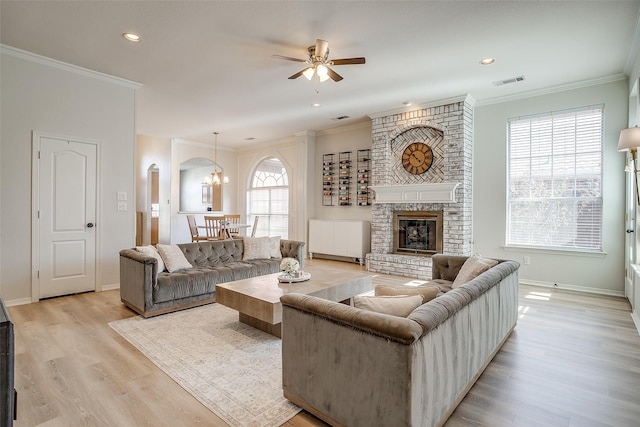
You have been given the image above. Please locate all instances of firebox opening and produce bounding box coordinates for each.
[393,210,443,257]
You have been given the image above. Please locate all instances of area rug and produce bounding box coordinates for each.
[108,304,301,427]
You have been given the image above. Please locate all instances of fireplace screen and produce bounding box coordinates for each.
[393,211,443,256]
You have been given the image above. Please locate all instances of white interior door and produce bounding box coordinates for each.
[35,135,97,299]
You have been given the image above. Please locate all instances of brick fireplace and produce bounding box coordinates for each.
[366,95,474,279]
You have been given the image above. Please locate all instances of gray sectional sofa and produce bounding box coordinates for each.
[280,254,520,427]
[119,238,305,317]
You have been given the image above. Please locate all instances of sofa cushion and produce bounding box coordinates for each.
[157,244,193,272]
[354,295,423,317]
[135,245,165,273]
[242,237,271,260]
[268,236,282,259]
[452,255,499,288]
[374,284,439,304]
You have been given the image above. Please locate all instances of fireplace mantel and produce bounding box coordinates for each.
[370,183,460,204]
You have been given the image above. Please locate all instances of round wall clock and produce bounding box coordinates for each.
[402,142,433,175]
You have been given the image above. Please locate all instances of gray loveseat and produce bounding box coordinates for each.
[119,238,305,317]
[280,254,519,427]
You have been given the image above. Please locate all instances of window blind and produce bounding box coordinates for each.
[506,106,603,251]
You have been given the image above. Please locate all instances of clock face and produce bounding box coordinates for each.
[402,142,433,175]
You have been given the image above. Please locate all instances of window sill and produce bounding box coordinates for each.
[502,245,607,258]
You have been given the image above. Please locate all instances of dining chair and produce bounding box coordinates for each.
[204,215,229,240]
[251,216,259,237]
[224,214,241,238]
[187,215,209,242]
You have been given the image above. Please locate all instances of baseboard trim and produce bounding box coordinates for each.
[101,283,120,291]
[631,311,640,336]
[519,279,625,298]
[4,297,33,307]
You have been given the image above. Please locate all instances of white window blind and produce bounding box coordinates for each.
[507,105,603,251]
[248,158,289,238]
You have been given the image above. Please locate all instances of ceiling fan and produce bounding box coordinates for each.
[272,39,365,82]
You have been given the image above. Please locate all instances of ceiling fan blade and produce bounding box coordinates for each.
[288,68,311,79]
[326,67,343,82]
[331,57,366,66]
[315,39,329,59]
[272,54,307,63]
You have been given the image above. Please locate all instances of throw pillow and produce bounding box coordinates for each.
[242,236,270,260]
[353,295,423,317]
[374,284,439,304]
[268,236,282,259]
[135,245,166,273]
[156,244,193,273]
[451,254,499,288]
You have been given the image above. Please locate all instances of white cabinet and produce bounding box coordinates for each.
[309,219,371,264]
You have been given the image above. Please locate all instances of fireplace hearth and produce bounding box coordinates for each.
[393,211,442,256]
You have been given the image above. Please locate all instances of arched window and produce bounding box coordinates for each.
[248,158,289,238]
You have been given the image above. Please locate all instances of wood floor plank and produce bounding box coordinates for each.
[8,258,640,426]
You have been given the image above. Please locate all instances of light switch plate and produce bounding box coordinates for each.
[117,202,127,211]
[117,192,127,201]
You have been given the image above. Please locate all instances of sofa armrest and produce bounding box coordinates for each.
[281,293,422,344]
[280,240,306,268]
[119,249,157,314]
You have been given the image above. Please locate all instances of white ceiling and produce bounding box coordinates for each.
[1,1,639,149]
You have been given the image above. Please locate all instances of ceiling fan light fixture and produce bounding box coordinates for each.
[302,67,315,80]
[316,64,328,77]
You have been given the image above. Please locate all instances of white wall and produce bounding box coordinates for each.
[136,135,171,245]
[474,79,628,295]
[314,121,373,222]
[0,46,138,302]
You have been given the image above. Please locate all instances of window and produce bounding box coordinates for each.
[248,158,289,238]
[507,105,603,251]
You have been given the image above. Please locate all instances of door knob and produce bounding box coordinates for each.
[87,223,94,228]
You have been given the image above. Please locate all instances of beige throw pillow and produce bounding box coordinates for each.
[374,284,439,304]
[354,295,423,317]
[451,255,499,288]
[242,237,270,260]
[268,236,282,259]
[135,245,166,273]
[156,244,193,273]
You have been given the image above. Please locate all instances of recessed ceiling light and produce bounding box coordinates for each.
[244,137,256,141]
[479,58,495,65]
[123,33,142,42]
[312,103,321,108]
[403,101,412,106]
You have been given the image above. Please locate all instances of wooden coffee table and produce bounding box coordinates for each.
[215,265,373,337]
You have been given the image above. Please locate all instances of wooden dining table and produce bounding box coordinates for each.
[197,221,252,239]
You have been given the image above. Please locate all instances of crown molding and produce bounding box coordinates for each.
[1,44,142,89]
[475,74,627,107]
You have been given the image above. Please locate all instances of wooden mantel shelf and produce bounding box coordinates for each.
[369,183,460,204]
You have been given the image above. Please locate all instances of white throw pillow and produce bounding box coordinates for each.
[452,254,499,288]
[135,245,166,273]
[353,295,423,317]
[268,236,282,259]
[242,237,271,260]
[156,244,193,272]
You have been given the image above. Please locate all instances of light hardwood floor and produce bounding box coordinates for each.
[9,259,640,426]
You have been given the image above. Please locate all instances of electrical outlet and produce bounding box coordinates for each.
[117,202,127,211]
[523,256,530,265]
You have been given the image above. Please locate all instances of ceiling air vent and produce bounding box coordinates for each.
[492,75,525,86]
[331,115,351,121]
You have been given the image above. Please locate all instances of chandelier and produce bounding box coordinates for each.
[204,131,229,186]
